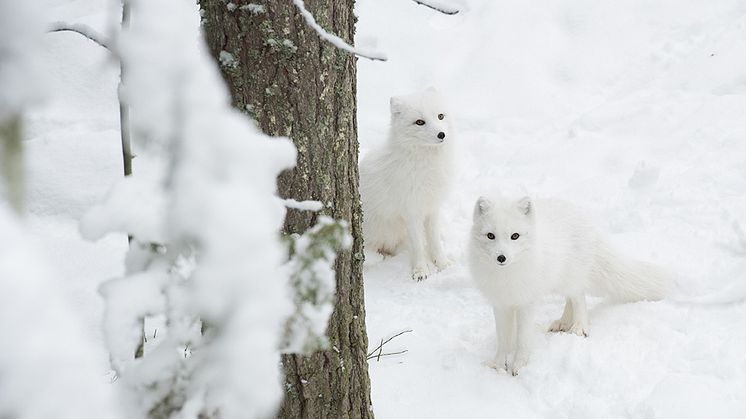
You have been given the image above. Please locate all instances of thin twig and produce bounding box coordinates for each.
[367,329,412,360]
[412,0,460,15]
[371,350,409,361]
[48,22,112,51]
[292,0,387,62]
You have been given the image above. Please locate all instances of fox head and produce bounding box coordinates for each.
[389,87,452,147]
[470,195,536,268]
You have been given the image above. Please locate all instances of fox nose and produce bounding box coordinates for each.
[497,255,506,263]
[437,132,445,140]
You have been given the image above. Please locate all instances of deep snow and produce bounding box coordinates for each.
[17,0,746,418]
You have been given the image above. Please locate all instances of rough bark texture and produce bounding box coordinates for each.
[199,1,373,418]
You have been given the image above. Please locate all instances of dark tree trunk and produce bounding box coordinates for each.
[199,1,373,418]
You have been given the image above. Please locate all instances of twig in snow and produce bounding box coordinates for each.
[291,0,387,62]
[367,329,412,361]
[48,22,112,52]
[412,0,460,15]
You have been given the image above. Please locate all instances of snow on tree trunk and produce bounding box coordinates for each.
[199,1,374,417]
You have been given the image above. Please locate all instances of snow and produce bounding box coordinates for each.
[218,50,238,69]
[356,0,746,417]
[13,0,746,417]
[0,206,121,419]
[283,198,324,211]
[283,216,351,354]
[0,1,46,119]
[83,0,299,417]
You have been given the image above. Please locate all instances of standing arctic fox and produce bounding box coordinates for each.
[468,195,669,375]
[360,88,454,281]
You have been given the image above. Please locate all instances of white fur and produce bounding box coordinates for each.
[360,88,454,281]
[467,195,669,375]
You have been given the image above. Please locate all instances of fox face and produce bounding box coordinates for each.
[471,196,535,268]
[389,87,452,146]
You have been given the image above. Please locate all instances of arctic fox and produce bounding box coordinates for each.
[467,195,669,375]
[360,88,454,281]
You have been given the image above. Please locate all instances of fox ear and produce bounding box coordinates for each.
[517,196,532,216]
[390,96,405,115]
[474,196,491,217]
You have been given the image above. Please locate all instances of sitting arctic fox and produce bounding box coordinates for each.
[468,195,669,375]
[360,88,454,281]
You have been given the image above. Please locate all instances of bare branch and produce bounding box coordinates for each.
[48,22,112,51]
[292,0,387,62]
[366,329,412,360]
[369,349,408,361]
[412,0,460,15]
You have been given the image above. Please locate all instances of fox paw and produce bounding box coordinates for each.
[509,353,529,376]
[411,267,428,282]
[486,352,509,372]
[548,319,570,333]
[568,323,589,337]
[432,256,453,271]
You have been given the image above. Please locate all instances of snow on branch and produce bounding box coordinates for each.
[283,198,323,211]
[412,0,460,15]
[282,216,351,354]
[291,0,387,62]
[49,22,112,51]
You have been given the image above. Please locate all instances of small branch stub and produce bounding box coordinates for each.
[412,0,460,15]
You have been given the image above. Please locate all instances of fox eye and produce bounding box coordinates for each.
[511,233,520,240]
[438,113,445,120]
[486,232,495,240]
[415,119,426,126]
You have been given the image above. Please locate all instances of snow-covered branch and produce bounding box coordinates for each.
[282,216,351,354]
[283,198,323,211]
[49,22,112,51]
[292,0,387,62]
[412,0,460,15]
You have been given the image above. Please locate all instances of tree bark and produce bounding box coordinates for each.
[199,1,373,418]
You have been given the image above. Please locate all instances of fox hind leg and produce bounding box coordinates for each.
[549,297,574,333]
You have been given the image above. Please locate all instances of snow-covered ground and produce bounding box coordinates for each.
[357,1,746,418]
[19,0,746,418]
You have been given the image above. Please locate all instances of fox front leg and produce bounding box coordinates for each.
[425,211,452,271]
[490,306,515,372]
[405,214,429,281]
[511,305,535,376]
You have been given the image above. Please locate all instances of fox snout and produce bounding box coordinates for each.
[495,253,511,266]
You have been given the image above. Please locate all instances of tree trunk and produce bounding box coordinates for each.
[199,1,373,418]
